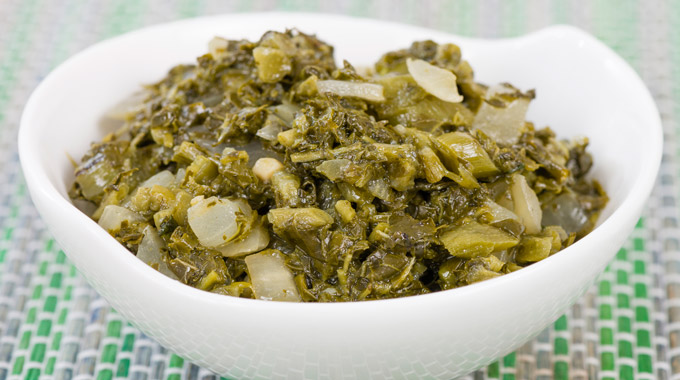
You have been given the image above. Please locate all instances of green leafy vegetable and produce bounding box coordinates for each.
[70,29,608,301]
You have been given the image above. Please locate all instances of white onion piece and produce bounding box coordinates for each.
[126,171,175,211]
[473,84,530,145]
[510,174,542,234]
[484,200,520,224]
[245,250,301,302]
[406,58,463,103]
[137,226,162,263]
[208,36,229,58]
[138,170,175,190]
[316,80,385,102]
[231,199,254,216]
[271,102,298,124]
[252,157,284,182]
[255,122,282,141]
[187,196,248,248]
[98,205,144,232]
[175,168,186,185]
[217,221,270,258]
[496,193,515,212]
[137,226,178,280]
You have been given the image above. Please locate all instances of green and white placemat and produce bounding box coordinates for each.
[0,1,676,379]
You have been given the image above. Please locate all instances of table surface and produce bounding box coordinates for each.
[0,1,676,379]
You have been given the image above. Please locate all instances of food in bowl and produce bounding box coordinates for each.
[20,14,661,378]
[69,30,607,302]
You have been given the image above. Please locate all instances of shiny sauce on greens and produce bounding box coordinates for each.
[70,30,608,302]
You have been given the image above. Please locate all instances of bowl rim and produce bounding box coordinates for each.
[18,12,663,311]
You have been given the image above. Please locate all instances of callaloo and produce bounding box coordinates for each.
[70,30,607,302]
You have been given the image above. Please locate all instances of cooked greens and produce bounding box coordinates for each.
[70,30,607,302]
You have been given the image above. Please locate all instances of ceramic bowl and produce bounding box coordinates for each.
[18,13,662,379]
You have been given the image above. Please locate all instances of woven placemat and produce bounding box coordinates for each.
[0,1,676,379]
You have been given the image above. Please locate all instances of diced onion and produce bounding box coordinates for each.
[245,250,301,302]
[270,102,298,124]
[315,159,353,181]
[255,121,282,141]
[187,196,250,248]
[483,200,520,224]
[138,170,175,190]
[541,193,589,235]
[510,174,542,234]
[406,58,463,103]
[252,157,284,182]
[217,220,270,258]
[316,80,385,102]
[473,84,530,145]
[137,226,178,280]
[98,205,144,232]
[208,36,229,58]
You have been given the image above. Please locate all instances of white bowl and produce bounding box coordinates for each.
[18,13,661,380]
